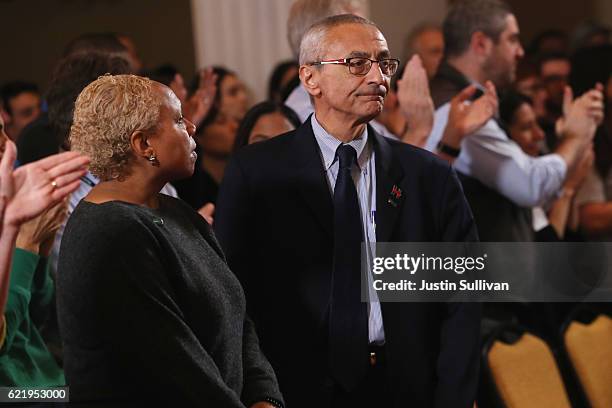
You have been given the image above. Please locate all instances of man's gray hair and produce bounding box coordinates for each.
[299,14,380,65]
[287,0,368,59]
[443,0,512,58]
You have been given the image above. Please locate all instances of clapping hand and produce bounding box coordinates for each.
[556,84,604,140]
[184,67,218,128]
[441,81,498,149]
[396,55,435,146]
[0,140,89,232]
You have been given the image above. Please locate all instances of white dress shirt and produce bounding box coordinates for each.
[426,103,567,208]
[311,114,385,344]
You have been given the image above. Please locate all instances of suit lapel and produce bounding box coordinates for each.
[292,117,334,238]
[372,127,405,242]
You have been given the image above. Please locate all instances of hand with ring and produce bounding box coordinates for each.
[0,140,90,232]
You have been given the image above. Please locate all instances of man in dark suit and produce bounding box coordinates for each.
[215,14,481,408]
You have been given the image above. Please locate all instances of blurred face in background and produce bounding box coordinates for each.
[5,91,41,140]
[169,73,188,105]
[117,34,144,73]
[411,28,444,79]
[515,75,547,118]
[248,112,296,145]
[541,58,570,115]
[509,102,545,157]
[483,14,524,89]
[218,74,248,122]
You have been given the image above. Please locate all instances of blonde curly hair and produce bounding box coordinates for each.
[69,74,162,181]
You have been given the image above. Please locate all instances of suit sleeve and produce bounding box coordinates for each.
[214,155,256,296]
[241,315,284,406]
[435,164,482,408]
[216,156,284,405]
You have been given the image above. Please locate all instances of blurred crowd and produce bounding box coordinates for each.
[0,0,611,407]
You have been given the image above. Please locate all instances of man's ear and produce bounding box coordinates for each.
[130,129,153,159]
[470,31,494,58]
[299,65,321,97]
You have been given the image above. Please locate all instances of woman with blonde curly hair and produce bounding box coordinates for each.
[57,74,284,408]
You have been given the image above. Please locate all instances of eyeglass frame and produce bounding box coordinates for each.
[308,57,401,77]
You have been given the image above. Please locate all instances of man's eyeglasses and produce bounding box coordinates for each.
[309,57,400,77]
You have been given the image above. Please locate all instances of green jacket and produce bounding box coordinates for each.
[0,248,64,386]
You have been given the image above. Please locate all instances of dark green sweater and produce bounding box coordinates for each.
[0,249,63,386]
[57,195,282,407]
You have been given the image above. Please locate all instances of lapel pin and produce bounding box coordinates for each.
[387,185,402,207]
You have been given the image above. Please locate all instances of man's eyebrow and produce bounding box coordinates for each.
[347,51,370,58]
[376,49,391,59]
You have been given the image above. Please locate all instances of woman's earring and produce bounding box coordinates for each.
[148,154,160,167]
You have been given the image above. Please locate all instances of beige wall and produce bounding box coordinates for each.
[0,0,196,91]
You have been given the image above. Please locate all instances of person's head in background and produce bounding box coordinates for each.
[570,44,612,177]
[571,20,611,51]
[538,53,571,122]
[0,81,41,141]
[500,91,545,157]
[47,52,133,152]
[268,61,299,103]
[62,32,140,72]
[198,66,248,128]
[514,57,547,118]
[115,33,144,73]
[526,29,569,56]
[234,102,301,149]
[404,23,444,79]
[144,64,188,104]
[443,0,523,90]
[195,66,248,184]
[287,0,368,60]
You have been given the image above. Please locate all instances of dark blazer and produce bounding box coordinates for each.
[215,118,482,408]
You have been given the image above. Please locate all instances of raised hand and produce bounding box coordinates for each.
[15,199,67,255]
[184,67,218,128]
[442,81,498,149]
[396,55,435,146]
[557,84,604,139]
[198,202,215,225]
[2,140,89,229]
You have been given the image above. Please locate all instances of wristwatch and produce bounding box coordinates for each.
[436,141,461,158]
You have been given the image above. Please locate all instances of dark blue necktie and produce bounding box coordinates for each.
[329,144,368,391]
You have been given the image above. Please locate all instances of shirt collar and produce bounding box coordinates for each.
[311,114,370,171]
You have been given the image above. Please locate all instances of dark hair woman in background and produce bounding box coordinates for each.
[500,91,592,241]
[174,66,248,210]
[234,102,301,150]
